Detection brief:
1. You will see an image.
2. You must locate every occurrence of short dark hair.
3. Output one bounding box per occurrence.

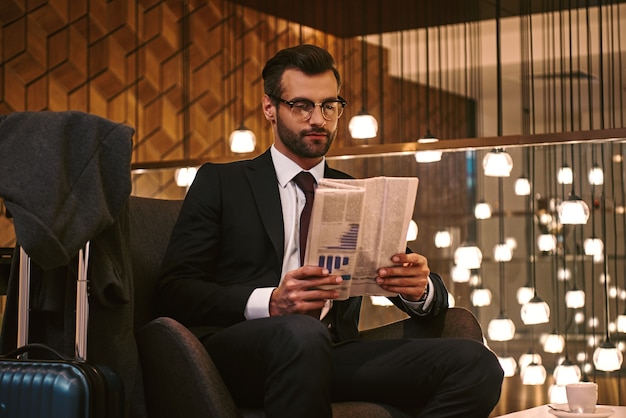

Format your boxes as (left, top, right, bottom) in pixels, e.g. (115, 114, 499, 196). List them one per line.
(262, 44, 341, 98)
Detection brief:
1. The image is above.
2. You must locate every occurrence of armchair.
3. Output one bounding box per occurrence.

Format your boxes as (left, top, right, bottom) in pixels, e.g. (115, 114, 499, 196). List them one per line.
(129, 196, 484, 418)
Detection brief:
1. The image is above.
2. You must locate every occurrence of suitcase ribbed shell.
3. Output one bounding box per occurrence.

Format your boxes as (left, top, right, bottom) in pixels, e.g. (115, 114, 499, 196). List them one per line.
(0, 360, 90, 418)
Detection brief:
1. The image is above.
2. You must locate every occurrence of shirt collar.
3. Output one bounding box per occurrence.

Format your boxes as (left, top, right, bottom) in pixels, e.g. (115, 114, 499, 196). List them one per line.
(270, 145, 325, 188)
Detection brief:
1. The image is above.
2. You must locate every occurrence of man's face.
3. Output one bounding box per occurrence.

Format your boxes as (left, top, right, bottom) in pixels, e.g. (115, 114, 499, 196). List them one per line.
(275, 107, 338, 159)
(267, 69, 341, 167)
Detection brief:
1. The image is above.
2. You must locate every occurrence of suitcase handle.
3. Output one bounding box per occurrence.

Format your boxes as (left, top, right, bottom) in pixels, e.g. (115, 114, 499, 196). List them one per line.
(2, 343, 70, 361)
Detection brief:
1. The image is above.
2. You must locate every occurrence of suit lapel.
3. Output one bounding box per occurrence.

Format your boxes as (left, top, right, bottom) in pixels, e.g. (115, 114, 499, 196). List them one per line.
(245, 150, 284, 264)
(241, 154, 351, 275)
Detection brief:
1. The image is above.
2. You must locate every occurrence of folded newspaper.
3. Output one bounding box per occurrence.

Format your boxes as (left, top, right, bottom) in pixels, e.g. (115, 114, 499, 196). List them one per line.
(303, 176, 419, 299)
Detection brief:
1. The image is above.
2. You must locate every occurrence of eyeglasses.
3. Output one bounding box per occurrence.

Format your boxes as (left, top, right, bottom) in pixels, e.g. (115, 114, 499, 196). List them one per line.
(268, 94, 347, 122)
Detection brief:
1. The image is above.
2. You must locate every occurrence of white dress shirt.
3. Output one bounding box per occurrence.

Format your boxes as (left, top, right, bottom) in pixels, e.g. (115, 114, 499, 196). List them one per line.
(244, 145, 433, 320)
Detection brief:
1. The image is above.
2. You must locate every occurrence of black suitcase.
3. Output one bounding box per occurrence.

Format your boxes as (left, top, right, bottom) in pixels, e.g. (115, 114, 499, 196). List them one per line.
(0, 245, 124, 418)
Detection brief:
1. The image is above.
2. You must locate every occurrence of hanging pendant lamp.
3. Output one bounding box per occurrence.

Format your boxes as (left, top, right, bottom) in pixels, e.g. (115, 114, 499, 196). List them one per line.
(592, 145, 623, 372)
(229, 125, 256, 153)
(450, 265, 471, 283)
(483, 148, 513, 177)
(588, 163, 604, 185)
(349, 36, 377, 140)
(521, 295, 550, 325)
(487, 314, 516, 341)
(174, 166, 198, 188)
(558, 192, 590, 224)
(593, 340, 623, 371)
(522, 362, 547, 385)
(434, 230, 452, 248)
(548, 384, 568, 404)
(553, 358, 581, 385)
(565, 287, 586, 309)
(515, 176, 531, 195)
(229, 6, 256, 154)
(415, 24, 441, 163)
(557, 164, 573, 185)
(471, 286, 492, 307)
(498, 355, 517, 377)
(454, 243, 483, 269)
(474, 200, 492, 220)
(542, 331, 564, 353)
(516, 282, 535, 305)
(406, 220, 418, 241)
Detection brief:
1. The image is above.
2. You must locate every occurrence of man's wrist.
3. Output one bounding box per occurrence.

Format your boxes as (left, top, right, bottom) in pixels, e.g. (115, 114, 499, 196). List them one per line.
(417, 282, 429, 302)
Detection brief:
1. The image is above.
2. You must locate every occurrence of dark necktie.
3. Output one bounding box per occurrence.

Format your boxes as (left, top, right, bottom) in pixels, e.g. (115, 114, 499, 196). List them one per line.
(293, 171, 316, 266)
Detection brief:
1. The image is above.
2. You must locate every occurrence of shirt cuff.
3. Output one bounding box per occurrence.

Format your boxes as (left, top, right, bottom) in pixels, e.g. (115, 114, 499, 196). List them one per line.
(244, 287, 275, 319)
(400, 276, 435, 315)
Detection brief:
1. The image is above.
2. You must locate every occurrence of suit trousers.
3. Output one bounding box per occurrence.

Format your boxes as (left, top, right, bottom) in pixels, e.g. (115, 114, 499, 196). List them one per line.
(203, 315, 503, 418)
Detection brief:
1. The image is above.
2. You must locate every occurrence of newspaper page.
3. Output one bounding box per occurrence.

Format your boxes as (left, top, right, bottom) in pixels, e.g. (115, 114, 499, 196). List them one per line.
(303, 179, 365, 299)
(303, 177, 419, 299)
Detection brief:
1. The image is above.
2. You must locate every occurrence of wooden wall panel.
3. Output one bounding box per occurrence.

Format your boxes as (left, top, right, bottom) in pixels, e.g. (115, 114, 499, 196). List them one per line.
(0, 0, 471, 246)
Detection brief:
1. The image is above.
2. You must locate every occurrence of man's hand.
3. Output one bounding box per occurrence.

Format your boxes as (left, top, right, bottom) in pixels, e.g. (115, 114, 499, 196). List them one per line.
(376, 253, 430, 302)
(269, 266, 342, 316)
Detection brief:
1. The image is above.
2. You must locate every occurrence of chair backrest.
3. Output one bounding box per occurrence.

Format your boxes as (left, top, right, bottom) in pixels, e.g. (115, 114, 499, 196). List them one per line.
(128, 196, 183, 329)
(129, 197, 243, 418)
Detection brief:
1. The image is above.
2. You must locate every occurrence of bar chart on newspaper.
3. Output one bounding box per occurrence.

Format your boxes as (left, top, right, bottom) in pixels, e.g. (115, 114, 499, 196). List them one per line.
(316, 223, 360, 294)
(304, 176, 419, 300)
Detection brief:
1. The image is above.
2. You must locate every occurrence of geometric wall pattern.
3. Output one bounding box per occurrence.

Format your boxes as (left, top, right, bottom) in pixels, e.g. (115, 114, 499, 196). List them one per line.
(0, 0, 471, 246)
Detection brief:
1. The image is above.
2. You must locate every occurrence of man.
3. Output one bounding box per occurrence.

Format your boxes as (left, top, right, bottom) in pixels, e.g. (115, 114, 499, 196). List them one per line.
(156, 44, 503, 417)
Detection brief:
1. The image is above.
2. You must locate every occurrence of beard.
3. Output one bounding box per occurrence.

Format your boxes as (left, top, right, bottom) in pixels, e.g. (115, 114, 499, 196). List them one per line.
(276, 113, 337, 158)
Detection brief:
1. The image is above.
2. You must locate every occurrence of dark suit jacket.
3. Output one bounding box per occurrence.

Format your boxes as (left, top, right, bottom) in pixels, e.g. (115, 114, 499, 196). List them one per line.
(155, 148, 448, 342)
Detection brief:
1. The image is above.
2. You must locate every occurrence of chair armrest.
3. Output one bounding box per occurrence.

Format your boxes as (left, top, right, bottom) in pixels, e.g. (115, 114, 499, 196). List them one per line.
(359, 307, 483, 342)
(136, 317, 240, 418)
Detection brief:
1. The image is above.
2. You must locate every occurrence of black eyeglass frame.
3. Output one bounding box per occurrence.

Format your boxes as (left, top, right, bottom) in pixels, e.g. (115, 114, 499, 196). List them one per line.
(267, 94, 348, 121)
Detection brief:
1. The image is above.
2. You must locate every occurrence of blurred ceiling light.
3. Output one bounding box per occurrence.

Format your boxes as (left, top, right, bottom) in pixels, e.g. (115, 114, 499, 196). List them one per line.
(487, 315, 516, 341)
(565, 288, 586, 309)
(474, 201, 492, 219)
(414, 132, 442, 163)
(574, 312, 585, 324)
(515, 176, 531, 195)
(448, 293, 456, 307)
(454, 244, 483, 269)
(516, 283, 535, 305)
(229, 125, 257, 153)
(505, 237, 517, 250)
(537, 233, 557, 252)
(599, 273, 611, 284)
(450, 265, 471, 283)
(557, 164, 573, 184)
(588, 164, 604, 185)
(498, 356, 517, 377)
(593, 340, 624, 371)
(557, 267, 571, 281)
(349, 110, 378, 139)
(175, 166, 198, 187)
(522, 363, 547, 385)
(519, 351, 542, 372)
(584, 238, 604, 257)
(553, 359, 581, 385)
(521, 296, 550, 325)
(617, 311, 626, 333)
(543, 332, 564, 353)
(414, 150, 443, 163)
(471, 287, 492, 307)
(493, 243, 513, 262)
(483, 148, 513, 177)
(558, 193, 590, 224)
(406, 220, 418, 241)
(549, 384, 568, 404)
(434, 230, 452, 248)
